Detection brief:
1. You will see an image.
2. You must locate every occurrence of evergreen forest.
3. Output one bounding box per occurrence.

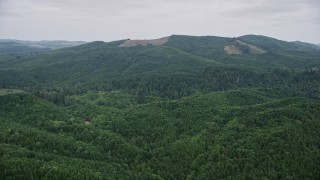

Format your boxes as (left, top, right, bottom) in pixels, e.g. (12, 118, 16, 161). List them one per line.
(0, 35, 320, 179)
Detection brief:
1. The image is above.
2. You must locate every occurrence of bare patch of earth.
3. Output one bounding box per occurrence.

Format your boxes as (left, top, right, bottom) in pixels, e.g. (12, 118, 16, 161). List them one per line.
(119, 37, 169, 47)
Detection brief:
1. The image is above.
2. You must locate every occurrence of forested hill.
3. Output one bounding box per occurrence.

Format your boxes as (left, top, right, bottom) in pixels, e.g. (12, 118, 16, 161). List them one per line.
(0, 34, 320, 179)
(0, 35, 319, 99)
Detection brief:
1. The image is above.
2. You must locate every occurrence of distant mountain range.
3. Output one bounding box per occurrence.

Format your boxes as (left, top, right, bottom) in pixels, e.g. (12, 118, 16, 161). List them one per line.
(1, 35, 319, 55)
(0, 39, 86, 55)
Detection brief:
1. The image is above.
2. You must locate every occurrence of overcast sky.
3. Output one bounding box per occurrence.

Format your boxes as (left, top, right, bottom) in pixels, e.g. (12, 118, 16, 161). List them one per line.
(0, 0, 319, 43)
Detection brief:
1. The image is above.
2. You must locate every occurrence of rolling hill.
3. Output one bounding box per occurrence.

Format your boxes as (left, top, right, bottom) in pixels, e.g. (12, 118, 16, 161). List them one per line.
(0, 35, 319, 99)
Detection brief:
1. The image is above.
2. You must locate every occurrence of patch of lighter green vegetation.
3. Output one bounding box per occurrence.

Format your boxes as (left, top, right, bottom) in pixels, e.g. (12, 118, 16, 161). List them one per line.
(0, 89, 25, 96)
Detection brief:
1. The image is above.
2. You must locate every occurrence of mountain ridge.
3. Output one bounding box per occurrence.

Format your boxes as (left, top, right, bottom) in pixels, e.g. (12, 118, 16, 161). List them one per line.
(1, 34, 318, 55)
(0, 34, 319, 100)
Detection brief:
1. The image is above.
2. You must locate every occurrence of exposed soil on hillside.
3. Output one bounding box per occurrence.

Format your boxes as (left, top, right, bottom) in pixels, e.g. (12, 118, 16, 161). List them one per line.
(225, 40, 266, 55)
(224, 45, 242, 55)
(119, 37, 169, 47)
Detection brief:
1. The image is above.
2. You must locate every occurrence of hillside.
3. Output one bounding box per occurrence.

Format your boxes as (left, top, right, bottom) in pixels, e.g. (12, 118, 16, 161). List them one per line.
(292, 41, 320, 50)
(0, 35, 319, 99)
(0, 34, 320, 179)
(224, 40, 266, 55)
(238, 35, 318, 52)
(118, 37, 169, 47)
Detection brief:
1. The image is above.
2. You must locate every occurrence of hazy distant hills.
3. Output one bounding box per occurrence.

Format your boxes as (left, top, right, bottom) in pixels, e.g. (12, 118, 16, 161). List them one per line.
(237, 35, 320, 51)
(292, 41, 320, 50)
(0, 39, 86, 55)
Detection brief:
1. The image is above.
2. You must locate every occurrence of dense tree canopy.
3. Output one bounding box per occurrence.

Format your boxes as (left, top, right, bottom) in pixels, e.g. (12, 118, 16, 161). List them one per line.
(0, 35, 319, 179)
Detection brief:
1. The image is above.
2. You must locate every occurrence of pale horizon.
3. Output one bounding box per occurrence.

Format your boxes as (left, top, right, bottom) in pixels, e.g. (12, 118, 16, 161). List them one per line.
(1, 0, 319, 44)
